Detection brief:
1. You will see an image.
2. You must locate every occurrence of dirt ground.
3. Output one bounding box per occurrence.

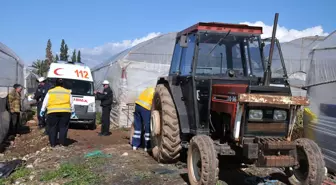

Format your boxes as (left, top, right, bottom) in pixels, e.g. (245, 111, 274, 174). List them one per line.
(0, 121, 336, 185)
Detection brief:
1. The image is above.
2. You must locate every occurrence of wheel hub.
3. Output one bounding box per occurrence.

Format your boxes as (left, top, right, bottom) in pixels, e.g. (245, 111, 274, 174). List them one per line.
(191, 147, 202, 182)
(150, 110, 161, 136)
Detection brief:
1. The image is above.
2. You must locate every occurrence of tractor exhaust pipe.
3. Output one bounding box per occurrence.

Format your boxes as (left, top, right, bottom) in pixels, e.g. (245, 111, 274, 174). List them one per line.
(263, 13, 279, 86)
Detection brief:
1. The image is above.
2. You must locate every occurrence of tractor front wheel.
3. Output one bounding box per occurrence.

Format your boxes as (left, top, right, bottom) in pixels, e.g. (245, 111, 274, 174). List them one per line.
(287, 138, 325, 185)
(151, 84, 181, 163)
(187, 135, 219, 185)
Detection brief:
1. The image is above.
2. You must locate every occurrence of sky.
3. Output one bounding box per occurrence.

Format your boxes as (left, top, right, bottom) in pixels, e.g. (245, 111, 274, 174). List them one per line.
(0, 0, 334, 67)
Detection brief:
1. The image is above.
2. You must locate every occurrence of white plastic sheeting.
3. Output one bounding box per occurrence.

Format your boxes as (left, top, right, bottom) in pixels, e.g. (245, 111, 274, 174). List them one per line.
(24, 68, 39, 94)
(280, 36, 325, 96)
(0, 94, 10, 144)
(0, 42, 24, 143)
(0, 42, 24, 95)
(92, 32, 177, 127)
(303, 31, 336, 173)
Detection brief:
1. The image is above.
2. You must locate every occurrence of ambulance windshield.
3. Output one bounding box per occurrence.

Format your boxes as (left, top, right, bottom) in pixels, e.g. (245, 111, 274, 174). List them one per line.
(48, 78, 94, 96)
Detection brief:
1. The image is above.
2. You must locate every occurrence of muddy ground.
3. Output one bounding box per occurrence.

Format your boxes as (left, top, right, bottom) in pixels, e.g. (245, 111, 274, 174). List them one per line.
(0, 120, 335, 185)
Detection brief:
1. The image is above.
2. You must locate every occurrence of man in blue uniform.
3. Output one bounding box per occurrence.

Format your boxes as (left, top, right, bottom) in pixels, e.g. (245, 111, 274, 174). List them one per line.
(34, 77, 51, 133)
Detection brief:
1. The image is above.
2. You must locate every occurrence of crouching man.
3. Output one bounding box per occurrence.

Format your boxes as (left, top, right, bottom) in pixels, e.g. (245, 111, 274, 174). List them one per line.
(132, 87, 155, 151)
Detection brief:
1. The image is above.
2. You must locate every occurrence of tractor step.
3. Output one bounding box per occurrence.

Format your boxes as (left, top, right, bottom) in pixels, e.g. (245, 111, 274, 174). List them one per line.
(214, 142, 235, 156)
(263, 141, 296, 150)
(257, 155, 297, 167)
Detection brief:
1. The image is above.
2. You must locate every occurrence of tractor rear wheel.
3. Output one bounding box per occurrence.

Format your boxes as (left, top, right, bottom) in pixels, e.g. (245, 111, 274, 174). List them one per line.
(187, 135, 219, 185)
(151, 84, 181, 163)
(287, 138, 325, 185)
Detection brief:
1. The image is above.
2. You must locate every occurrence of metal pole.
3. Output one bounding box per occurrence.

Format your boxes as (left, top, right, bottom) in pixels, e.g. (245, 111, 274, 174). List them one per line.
(16, 61, 18, 84)
(263, 13, 279, 86)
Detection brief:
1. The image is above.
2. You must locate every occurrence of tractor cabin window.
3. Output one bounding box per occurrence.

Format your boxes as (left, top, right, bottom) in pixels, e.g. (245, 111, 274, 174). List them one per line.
(179, 34, 196, 76)
(169, 40, 183, 75)
(245, 38, 264, 77)
(196, 32, 264, 77)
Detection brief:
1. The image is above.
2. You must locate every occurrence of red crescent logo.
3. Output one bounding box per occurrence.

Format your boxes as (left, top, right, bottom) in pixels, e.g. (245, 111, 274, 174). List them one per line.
(54, 68, 63, 76)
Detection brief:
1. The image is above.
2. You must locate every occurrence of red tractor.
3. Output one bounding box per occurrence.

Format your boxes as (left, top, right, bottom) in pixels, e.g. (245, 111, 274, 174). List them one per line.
(150, 13, 325, 185)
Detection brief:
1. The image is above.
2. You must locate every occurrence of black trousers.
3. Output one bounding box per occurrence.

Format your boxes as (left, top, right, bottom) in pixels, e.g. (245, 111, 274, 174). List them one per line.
(101, 106, 111, 134)
(46, 112, 71, 147)
(37, 102, 46, 127)
(9, 112, 20, 135)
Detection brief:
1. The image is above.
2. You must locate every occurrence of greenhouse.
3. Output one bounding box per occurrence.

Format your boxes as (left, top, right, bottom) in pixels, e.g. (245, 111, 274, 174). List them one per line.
(280, 36, 325, 96)
(0, 42, 25, 143)
(91, 32, 177, 127)
(303, 30, 336, 173)
(0, 42, 25, 94)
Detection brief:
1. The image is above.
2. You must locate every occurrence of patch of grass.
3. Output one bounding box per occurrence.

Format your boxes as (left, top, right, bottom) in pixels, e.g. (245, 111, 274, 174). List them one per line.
(96, 112, 102, 125)
(134, 171, 152, 180)
(292, 109, 304, 140)
(295, 109, 304, 128)
(40, 162, 100, 185)
(86, 156, 107, 167)
(0, 167, 31, 185)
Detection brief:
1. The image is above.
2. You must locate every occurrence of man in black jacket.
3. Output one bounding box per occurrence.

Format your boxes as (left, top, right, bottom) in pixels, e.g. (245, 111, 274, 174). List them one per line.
(34, 77, 51, 133)
(94, 80, 113, 136)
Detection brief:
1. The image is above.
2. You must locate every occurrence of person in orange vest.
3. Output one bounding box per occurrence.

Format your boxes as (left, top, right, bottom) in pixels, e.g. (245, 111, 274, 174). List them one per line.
(132, 87, 155, 151)
(40, 78, 75, 147)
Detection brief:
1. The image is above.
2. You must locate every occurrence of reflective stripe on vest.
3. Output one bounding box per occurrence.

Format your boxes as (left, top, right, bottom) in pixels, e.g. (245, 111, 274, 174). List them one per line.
(49, 91, 69, 94)
(136, 99, 151, 109)
(47, 108, 71, 112)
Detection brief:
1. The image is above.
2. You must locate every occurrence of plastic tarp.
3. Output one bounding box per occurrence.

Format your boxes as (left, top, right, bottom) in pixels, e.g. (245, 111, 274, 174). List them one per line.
(303, 31, 336, 173)
(0, 42, 24, 143)
(92, 32, 177, 127)
(24, 68, 39, 94)
(0, 42, 24, 94)
(0, 93, 10, 144)
(279, 36, 325, 96)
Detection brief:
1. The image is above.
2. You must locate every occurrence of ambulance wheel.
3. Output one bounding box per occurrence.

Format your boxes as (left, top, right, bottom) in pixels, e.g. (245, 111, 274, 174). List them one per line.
(151, 84, 181, 163)
(88, 120, 96, 130)
(187, 135, 219, 185)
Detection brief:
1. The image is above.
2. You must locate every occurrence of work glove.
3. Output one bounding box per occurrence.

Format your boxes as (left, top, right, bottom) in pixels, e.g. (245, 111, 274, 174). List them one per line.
(40, 110, 45, 117)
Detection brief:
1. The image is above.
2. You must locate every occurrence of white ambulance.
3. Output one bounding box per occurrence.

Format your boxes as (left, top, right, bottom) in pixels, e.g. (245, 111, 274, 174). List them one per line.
(47, 61, 96, 129)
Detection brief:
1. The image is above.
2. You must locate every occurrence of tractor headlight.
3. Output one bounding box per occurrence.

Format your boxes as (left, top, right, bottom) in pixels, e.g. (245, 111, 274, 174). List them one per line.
(249, 110, 263, 120)
(87, 102, 96, 113)
(273, 110, 287, 120)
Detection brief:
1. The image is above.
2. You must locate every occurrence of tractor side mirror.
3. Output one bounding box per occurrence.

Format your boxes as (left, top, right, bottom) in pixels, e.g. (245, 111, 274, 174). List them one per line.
(180, 35, 188, 48)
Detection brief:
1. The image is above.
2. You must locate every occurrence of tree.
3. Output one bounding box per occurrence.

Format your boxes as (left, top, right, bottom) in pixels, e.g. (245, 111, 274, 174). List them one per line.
(77, 50, 81, 63)
(64, 44, 69, 61)
(71, 49, 77, 63)
(31, 59, 48, 76)
(46, 39, 53, 66)
(60, 39, 69, 61)
(60, 39, 66, 61)
(55, 54, 59, 62)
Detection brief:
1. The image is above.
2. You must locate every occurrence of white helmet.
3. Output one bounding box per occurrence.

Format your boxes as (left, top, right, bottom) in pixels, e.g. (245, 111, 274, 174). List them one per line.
(38, 77, 46, 82)
(102, 80, 109, 85)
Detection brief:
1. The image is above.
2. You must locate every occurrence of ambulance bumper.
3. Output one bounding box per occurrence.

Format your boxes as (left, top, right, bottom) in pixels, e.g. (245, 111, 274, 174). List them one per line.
(70, 112, 96, 124)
